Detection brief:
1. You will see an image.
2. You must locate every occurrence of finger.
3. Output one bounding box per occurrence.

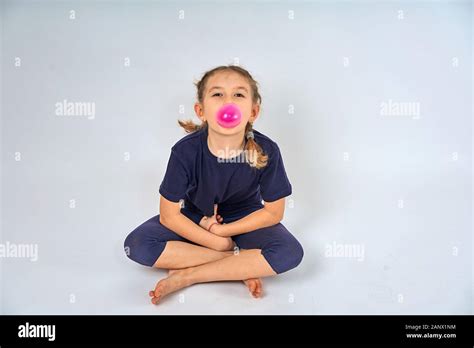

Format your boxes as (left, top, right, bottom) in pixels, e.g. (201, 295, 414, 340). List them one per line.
(149, 291, 154, 297)
(214, 204, 218, 216)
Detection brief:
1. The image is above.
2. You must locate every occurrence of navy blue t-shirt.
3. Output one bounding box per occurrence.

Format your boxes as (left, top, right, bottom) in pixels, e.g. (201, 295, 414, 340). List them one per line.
(159, 126, 292, 225)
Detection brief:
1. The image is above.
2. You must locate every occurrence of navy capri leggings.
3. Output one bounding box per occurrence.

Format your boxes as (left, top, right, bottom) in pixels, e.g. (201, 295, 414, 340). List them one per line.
(124, 214, 304, 274)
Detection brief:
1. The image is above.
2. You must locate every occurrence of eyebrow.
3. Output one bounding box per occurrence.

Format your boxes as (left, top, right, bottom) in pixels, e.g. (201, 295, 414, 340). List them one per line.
(208, 86, 249, 93)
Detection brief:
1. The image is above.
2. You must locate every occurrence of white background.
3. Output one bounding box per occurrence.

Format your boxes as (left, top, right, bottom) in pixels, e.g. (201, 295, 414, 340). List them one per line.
(1, 0, 472, 314)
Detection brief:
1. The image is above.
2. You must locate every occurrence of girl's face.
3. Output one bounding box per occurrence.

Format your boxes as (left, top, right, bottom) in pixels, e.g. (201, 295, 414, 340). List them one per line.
(194, 71, 260, 136)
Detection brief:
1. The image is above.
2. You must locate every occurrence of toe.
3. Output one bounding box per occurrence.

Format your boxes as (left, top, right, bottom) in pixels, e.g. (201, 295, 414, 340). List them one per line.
(151, 292, 162, 304)
(249, 281, 256, 293)
(254, 281, 262, 297)
(252, 287, 259, 297)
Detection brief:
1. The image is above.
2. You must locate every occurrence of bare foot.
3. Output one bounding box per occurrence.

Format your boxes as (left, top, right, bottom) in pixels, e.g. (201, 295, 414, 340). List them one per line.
(158, 270, 262, 301)
(243, 278, 263, 298)
(149, 270, 191, 305)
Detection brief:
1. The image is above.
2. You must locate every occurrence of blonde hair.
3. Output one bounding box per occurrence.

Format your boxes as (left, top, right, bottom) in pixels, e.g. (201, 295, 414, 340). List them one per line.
(178, 65, 268, 169)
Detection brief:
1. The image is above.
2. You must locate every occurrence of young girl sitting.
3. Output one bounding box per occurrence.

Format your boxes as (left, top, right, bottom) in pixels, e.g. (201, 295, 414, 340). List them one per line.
(124, 65, 304, 305)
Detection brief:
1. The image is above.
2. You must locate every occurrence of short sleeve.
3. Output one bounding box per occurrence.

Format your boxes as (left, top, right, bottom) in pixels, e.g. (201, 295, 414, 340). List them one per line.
(159, 149, 190, 202)
(258, 143, 292, 202)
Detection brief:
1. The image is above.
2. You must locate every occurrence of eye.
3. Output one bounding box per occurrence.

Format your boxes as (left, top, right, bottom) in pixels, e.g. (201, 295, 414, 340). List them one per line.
(235, 93, 245, 98)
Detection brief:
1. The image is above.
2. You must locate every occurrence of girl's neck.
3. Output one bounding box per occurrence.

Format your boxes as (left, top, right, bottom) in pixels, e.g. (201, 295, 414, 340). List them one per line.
(207, 126, 245, 159)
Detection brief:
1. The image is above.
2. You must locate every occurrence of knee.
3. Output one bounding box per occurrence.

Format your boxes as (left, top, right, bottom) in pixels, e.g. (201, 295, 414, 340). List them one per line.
(123, 228, 166, 267)
(262, 236, 304, 274)
(281, 238, 304, 273)
(123, 229, 143, 264)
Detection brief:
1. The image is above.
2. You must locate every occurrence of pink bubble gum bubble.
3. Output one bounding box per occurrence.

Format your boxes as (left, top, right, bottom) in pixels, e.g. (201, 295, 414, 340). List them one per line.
(216, 103, 242, 128)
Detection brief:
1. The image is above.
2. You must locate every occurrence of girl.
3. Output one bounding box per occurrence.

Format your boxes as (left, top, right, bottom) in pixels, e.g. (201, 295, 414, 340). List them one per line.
(124, 65, 304, 305)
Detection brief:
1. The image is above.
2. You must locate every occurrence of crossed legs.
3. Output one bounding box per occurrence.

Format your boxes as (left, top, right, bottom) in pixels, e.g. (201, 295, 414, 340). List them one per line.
(124, 214, 304, 304)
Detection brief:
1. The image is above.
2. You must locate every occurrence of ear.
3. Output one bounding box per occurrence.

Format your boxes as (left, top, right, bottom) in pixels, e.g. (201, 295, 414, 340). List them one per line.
(249, 103, 260, 123)
(194, 102, 205, 122)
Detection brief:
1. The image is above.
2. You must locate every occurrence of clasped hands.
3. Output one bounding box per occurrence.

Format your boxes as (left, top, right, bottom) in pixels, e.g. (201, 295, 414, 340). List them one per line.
(199, 204, 227, 237)
(199, 204, 236, 252)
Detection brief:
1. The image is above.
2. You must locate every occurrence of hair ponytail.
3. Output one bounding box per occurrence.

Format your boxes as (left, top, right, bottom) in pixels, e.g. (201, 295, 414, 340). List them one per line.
(177, 119, 207, 133)
(243, 122, 268, 169)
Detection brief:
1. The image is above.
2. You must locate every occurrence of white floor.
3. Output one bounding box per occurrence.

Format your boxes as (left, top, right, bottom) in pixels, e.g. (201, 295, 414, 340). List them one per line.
(2, 182, 471, 315)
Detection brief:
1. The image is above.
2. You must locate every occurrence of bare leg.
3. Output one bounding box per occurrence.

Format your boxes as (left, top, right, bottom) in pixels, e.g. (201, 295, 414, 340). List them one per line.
(150, 249, 275, 304)
(153, 241, 263, 298)
(153, 240, 234, 269)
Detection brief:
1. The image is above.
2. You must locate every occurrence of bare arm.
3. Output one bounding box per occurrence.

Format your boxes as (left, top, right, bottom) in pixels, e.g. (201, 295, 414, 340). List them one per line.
(159, 196, 234, 252)
(210, 197, 286, 237)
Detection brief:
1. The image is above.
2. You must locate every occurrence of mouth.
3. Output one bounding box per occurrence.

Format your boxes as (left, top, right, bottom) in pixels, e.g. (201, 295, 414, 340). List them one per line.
(216, 103, 242, 128)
